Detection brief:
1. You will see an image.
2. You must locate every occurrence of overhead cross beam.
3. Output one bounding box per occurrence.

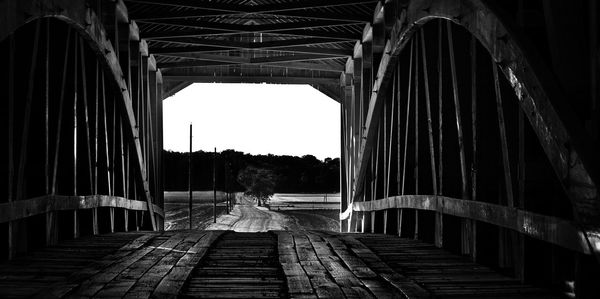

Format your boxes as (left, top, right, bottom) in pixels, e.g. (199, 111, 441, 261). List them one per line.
(147, 37, 349, 50)
(141, 28, 360, 40)
(139, 25, 362, 42)
(126, 0, 378, 14)
(158, 53, 345, 68)
(151, 44, 352, 57)
(126, 0, 367, 101)
(162, 75, 339, 85)
(137, 19, 362, 33)
(132, 10, 371, 23)
(156, 54, 344, 72)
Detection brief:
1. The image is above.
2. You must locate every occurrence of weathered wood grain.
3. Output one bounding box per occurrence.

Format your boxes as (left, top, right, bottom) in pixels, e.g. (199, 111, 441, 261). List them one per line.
(153, 231, 223, 298)
(181, 231, 287, 298)
(357, 234, 560, 298)
(1, 230, 562, 299)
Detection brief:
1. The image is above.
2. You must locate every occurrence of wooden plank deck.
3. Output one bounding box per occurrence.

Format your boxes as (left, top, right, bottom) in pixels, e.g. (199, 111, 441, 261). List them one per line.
(0, 232, 145, 298)
(0, 231, 560, 298)
(182, 232, 286, 298)
(356, 234, 560, 298)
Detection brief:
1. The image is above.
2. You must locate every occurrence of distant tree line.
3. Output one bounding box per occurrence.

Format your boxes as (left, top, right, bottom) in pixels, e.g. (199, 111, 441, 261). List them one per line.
(162, 149, 340, 193)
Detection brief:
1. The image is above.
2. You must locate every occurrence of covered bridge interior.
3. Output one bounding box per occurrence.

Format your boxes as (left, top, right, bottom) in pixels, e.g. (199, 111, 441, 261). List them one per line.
(1, 0, 600, 298)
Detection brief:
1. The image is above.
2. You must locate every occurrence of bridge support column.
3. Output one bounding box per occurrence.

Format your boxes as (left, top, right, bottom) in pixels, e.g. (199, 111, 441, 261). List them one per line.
(340, 71, 351, 233)
(46, 211, 58, 246)
(8, 220, 27, 260)
(362, 211, 371, 233)
(124, 210, 129, 232)
(370, 211, 376, 234)
(397, 209, 403, 237)
(135, 210, 140, 231)
(92, 208, 99, 235)
(358, 212, 364, 233)
(109, 207, 115, 233)
(73, 210, 80, 239)
(383, 210, 389, 234)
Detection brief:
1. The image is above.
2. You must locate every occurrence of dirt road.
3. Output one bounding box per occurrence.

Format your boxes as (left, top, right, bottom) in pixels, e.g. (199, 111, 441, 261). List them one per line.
(205, 197, 299, 232)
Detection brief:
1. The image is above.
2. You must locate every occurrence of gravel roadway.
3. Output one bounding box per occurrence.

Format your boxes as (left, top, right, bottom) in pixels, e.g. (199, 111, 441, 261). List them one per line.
(205, 196, 299, 232)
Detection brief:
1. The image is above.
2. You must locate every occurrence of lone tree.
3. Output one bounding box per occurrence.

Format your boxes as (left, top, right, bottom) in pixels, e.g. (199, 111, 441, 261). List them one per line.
(237, 166, 277, 207)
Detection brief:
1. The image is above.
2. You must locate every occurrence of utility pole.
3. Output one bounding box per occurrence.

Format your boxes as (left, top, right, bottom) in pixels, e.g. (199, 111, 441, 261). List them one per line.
(213, 147, 217, 223)
(225, 162, 229, 214)
(188, 123, 192, 230)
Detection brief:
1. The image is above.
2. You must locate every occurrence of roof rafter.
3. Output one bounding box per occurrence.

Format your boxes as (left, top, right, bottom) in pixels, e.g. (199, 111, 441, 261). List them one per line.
(137, 19, 362, 33)
(150, 40, 352, 56)
(141, 28, 359, 40)
(132, 10, 371, 23)
(158, 53, 345, 68)
(149, 37, 348, 50)
(158, 60, 343, 72)
(124, 0, 377, 89)
(126, 0, 377, 14)
(154, 47, 351, 57)
(162, 75, 339, 85)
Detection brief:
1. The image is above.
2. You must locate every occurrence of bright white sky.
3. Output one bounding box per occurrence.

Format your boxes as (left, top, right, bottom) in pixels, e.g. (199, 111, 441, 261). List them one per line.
(162, 83, 340, 160)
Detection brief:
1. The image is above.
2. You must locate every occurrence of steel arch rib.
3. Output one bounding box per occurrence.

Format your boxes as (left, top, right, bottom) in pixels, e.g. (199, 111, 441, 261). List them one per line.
(1, 0, 158, 230)
(353, 0, 599, 258)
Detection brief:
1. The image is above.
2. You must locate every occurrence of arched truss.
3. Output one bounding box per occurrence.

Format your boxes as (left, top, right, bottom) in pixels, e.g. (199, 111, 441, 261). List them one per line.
(1, 0, 164, 257)
(340, 0, 599, 263)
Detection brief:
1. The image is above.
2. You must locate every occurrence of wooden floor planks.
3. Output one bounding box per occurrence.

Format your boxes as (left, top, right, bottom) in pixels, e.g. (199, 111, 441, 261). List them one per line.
(0, 230, 562, 298)
(182, 231, 287, 298)
(356, 234, 561, 298)
(0, 232, 144, 299)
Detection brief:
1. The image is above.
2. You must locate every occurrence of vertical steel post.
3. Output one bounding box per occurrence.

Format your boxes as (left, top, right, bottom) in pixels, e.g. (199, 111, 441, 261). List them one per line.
(73, 36, 78, 196)
(470, 35, 478, 261)
(213, 147, 217, 223)
(414, 33, 420, 240)
(16, 20, 41, 202)
(447, 21, 471, 255)
(45, 19, 50, 195)
(8, 34, 15, 260)
(437, 20, 444, 196)
(401, 39, 414, 195)
(189, 123, 192, 230)
(590, 0, 598, 138)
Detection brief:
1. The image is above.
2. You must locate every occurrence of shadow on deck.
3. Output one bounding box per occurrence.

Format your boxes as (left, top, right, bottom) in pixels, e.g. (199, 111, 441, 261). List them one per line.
(0, 231, 559, 298)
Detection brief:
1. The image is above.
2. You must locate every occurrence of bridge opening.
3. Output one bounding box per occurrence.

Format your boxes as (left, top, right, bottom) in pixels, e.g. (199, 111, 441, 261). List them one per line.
(160, 82, 342, 231)
(163, 83, 340, 158)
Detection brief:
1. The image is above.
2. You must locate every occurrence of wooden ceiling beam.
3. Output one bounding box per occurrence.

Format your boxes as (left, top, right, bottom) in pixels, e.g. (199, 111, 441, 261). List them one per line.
(126, 0, 242, 13)
(150, 45, 225, 54)
(157, 60, 342, 72)
(148, 37, 347, 50)
(267, 11, 371, 23)
(158, 53, 344, 68)
(142, 28, 359, 40)
(133, 9, 371, 23)
(263, 62, 344, 72)
(154, 46, 351, 57)
(158, 53, 250, 64)
(126, 0, 377, 14)
(246, 0, 379, 14)
(162, 75, 339, 85)
(251, 54, 344, 64)
(136, 19, 362, 33)
(150, 40, 352, 56)
(269, 46, 352, 56)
